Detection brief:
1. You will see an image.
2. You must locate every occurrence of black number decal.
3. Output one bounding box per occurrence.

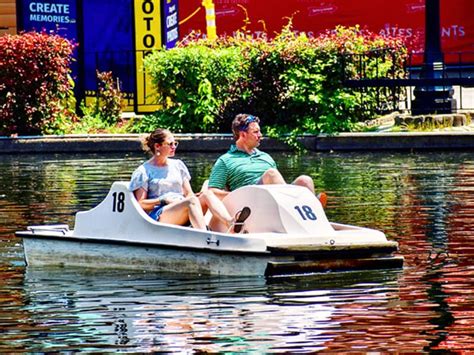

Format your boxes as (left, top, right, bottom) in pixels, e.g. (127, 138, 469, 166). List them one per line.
(294, 205, 317, 221)
(112, 192, 125, 212)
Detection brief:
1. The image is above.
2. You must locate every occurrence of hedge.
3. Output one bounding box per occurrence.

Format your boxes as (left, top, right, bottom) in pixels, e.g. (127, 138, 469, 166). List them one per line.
(0, 31, 76, 136)
(140, 25, 407, 138)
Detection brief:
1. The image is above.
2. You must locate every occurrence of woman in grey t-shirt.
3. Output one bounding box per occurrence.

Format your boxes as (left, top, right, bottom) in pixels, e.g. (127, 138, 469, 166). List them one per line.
(130, 128, 208, 229)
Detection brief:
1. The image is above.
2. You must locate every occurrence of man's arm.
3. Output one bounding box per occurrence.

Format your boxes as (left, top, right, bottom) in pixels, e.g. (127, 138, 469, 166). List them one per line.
(208, 157, 232, 200)
(208, 157, 229, 196)
(209, 187, 230, 200)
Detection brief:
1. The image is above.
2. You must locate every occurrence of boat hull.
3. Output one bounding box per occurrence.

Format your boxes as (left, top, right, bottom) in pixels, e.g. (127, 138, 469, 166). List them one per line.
(20, 234, 269, 276)
(19, 232, 403, 276)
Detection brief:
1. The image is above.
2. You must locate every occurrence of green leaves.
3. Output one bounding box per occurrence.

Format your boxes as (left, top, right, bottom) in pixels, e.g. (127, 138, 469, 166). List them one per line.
(142, 45, 246, 133)
(195, 79, 217, 128)
(77, 71, 125, 129)
(139, 24, 407, 139)
(0, 31, 76, 136)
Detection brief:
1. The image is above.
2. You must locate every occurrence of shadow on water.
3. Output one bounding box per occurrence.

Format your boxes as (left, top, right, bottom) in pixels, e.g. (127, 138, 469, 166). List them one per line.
(1, 151, 474, 351)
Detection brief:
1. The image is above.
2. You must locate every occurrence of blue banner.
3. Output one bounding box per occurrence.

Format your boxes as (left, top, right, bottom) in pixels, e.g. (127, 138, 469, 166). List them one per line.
(20, 0, 78, 41)
(82, 0, 134, 93)
(162, 0, 179, 49)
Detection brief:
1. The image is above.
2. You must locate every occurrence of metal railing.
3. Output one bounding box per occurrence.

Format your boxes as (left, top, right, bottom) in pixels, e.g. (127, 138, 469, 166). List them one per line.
(341, 51, 474, 113)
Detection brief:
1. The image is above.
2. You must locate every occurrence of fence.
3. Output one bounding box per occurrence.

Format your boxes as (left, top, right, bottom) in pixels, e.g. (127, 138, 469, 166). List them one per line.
(342, 50, 474, 114)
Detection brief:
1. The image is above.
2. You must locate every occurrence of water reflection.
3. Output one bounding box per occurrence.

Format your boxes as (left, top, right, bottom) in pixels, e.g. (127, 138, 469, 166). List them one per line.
(1, 151, 474, 351)
(13, 267, 400, 353)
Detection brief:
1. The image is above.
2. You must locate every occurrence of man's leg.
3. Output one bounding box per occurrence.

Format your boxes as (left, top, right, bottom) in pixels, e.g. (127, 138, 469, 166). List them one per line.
(261, 170, 326, 208)
(291, 175, 315, 194)
(259, 168, 286, 184)
(291, 175, 327, 207)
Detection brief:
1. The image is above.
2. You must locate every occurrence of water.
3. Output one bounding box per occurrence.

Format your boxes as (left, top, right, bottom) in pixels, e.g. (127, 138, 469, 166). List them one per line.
(1, 151, 474, 352)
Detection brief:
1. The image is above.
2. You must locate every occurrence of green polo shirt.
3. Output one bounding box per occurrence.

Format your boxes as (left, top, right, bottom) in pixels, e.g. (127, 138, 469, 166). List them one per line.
(208, 145, 277, 191)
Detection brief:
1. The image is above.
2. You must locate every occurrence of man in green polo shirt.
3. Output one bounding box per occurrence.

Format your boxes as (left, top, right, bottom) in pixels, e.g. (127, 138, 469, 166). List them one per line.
(208, 113, 326, 207)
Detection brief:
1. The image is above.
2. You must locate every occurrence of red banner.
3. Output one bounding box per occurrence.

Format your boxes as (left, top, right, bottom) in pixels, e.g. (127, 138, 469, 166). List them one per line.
(179, 0, 474, 64)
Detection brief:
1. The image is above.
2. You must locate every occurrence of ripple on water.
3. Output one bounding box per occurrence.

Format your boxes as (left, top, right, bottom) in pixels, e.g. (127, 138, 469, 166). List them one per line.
(1, 152, 474, 352)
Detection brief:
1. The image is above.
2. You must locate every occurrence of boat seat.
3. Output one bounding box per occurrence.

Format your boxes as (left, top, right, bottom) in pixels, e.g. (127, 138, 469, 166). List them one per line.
(219, 185, 334, 235)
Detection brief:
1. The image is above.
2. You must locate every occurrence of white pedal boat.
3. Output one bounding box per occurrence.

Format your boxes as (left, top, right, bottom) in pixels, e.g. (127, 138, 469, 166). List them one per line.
(16, 182, 403, 276)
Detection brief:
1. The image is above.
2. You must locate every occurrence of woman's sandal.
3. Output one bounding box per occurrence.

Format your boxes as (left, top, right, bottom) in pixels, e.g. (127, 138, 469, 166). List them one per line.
(228, 206, 251, 233)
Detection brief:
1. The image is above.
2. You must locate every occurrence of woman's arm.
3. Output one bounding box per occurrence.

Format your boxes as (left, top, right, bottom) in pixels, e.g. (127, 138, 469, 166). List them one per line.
(133, 187, 163, 212)
(182, 179, 194, 197)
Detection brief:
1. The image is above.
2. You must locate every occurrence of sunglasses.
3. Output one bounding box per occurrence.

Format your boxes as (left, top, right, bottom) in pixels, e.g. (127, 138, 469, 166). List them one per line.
(162, 141, 179, 147)
(239, 115, 257, 131)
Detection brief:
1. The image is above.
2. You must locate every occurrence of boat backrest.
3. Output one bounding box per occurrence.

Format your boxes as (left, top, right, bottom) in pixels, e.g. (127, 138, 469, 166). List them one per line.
(72, 181, 270, 252)
(73, 181, 152, 239)
(222, 185, 334, 234)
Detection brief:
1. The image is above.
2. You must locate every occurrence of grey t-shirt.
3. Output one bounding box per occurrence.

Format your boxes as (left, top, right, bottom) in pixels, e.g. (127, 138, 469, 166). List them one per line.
(129, 158, 191, 201)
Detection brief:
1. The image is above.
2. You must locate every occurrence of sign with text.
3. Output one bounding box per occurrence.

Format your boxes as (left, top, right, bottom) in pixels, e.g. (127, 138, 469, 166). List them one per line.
(18, 0, 181, 113)
(179, 0, 474, 64)
(162, 0, 179, 49)
(18, 0, 78, 41)
(134, 0, 162, 112)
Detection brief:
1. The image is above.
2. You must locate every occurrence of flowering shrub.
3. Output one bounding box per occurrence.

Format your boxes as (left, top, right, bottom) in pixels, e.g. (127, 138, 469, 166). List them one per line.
(141, 24, 408, 136)
(0, 31, 76, 136)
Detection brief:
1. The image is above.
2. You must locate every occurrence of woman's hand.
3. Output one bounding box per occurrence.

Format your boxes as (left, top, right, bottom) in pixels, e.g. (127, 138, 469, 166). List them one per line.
(134, 188, 165, 212)
(163, 195, 186, 205)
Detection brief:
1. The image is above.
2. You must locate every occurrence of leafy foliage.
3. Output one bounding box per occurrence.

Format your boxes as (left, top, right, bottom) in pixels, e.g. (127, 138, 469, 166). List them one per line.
(60, 71, 127, 134)
(82, 71, 125, 125)
(0, 26, 407, 140)
(141, 24, 408, 138)
(0, 31, 76, 136)
(141, 44, 247, 133)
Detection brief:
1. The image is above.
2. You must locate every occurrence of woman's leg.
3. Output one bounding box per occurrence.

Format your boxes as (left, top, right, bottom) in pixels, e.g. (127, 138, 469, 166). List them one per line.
(197, 179, 210, 214)
(159, 196, 207, 230)
(199, 190, 233, 232)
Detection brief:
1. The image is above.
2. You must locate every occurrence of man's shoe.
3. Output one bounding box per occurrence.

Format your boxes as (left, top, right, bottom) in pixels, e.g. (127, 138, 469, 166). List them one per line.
(317, 192, 327, 208)
(229, 206, 252, 233)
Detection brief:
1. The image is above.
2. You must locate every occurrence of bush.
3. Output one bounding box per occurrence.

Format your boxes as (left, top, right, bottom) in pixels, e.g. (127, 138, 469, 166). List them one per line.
(82, 71, 125, 125)
(141, 25, 407, 137)
(53, 70, 128, 134)
(0, 31, 76, 136)
(141, 44, 247, 133)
